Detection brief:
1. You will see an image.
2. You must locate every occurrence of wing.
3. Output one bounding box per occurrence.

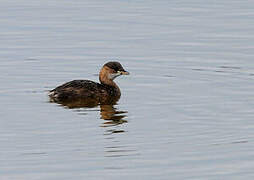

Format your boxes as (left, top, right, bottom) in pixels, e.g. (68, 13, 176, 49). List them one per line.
(49, 80, 102, 101)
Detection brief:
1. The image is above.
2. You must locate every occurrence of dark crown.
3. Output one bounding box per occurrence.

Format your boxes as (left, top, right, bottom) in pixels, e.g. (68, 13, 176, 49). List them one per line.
(104, 61, 125, 72)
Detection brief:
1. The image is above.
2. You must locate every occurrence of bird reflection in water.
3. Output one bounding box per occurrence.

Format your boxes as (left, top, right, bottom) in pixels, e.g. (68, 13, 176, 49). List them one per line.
(100, 105, 127, 128)
(51, 97, 128, 132)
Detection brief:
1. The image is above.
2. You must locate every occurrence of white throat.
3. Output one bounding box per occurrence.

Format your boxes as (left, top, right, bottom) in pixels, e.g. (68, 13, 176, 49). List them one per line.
(108, 72, 121, 80)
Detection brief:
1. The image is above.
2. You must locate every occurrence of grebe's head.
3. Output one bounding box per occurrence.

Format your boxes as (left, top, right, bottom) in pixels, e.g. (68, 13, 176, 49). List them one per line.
(99, 61, 129, 84)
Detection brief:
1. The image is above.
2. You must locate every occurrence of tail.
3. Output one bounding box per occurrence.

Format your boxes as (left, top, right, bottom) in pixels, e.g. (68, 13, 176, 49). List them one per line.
(48, 90, 59, 101)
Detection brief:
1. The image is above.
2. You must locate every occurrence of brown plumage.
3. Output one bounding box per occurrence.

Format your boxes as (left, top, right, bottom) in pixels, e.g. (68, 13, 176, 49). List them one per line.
(48, 61, 129, 107)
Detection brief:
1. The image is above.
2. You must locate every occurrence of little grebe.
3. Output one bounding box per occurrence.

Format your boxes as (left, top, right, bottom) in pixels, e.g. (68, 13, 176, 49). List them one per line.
(49, 61, 129, 105)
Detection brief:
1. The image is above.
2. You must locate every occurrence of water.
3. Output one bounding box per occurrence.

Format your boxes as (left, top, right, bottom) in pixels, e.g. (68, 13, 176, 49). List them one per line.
(1, 0, 254, 179)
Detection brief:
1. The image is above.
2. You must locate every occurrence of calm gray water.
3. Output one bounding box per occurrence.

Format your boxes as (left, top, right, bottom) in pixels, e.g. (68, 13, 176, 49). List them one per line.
(1, 0, 254, 179)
